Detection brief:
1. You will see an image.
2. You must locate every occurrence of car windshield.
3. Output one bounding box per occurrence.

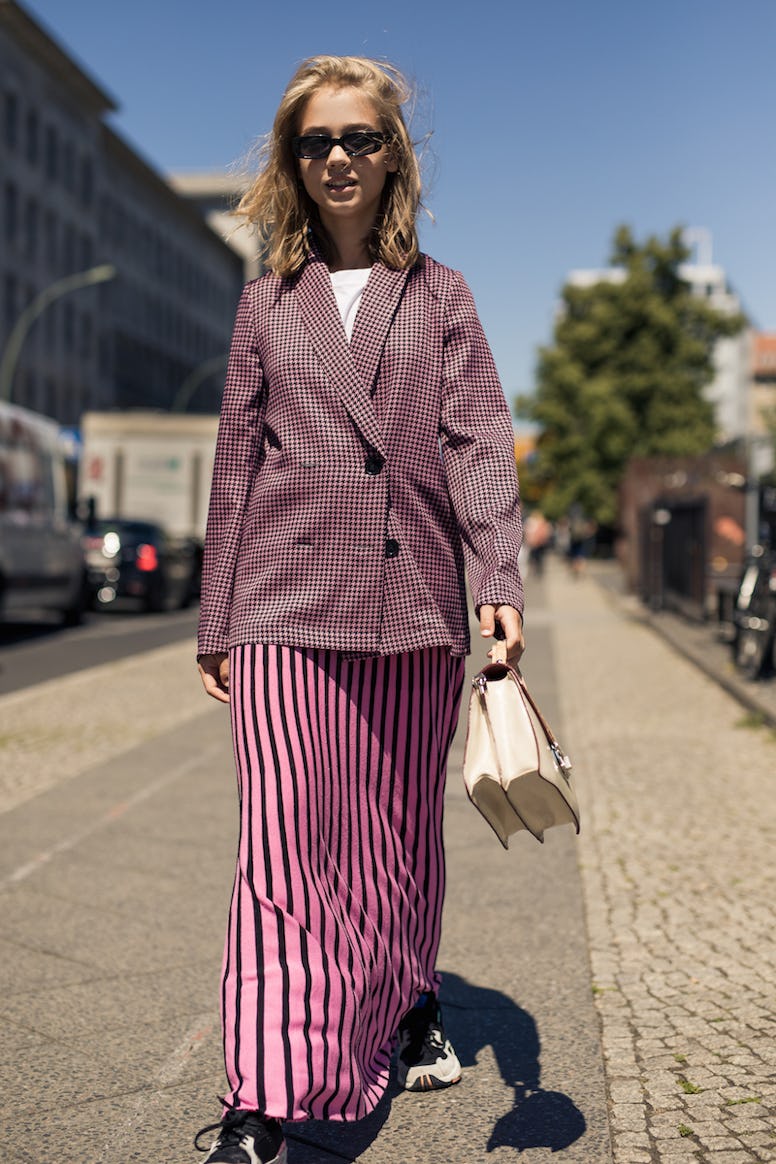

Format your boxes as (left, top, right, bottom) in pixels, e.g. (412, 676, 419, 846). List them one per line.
(88, 521, 158, 541)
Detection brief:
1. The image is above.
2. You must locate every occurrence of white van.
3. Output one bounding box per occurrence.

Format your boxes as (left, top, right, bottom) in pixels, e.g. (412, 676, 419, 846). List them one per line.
(0, 401, 86, 624)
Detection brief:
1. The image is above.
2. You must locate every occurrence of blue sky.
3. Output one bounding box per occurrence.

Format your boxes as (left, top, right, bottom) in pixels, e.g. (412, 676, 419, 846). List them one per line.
(24, 0, 776, 407)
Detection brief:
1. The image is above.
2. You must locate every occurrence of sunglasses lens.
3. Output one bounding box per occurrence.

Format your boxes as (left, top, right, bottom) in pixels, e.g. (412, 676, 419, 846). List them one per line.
(293, 135, 330, 159)
(341, 132, 383, 156)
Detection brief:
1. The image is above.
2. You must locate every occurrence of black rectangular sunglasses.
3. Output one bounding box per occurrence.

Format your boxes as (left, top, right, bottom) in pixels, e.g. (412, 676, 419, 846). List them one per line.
(291, 131, 388, 159)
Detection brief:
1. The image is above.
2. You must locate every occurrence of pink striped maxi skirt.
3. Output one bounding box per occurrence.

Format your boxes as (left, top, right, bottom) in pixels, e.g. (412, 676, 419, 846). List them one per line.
(222, 643, 465, 1121)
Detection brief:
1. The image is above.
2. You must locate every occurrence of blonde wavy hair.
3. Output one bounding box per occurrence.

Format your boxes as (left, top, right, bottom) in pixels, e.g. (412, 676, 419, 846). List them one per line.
(236, 56, 423, 277)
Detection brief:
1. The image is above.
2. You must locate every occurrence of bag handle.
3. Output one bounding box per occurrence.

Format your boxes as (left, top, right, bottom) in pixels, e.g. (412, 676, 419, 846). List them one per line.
(513, 668, 572, 771)
(491, 639, 508, 665)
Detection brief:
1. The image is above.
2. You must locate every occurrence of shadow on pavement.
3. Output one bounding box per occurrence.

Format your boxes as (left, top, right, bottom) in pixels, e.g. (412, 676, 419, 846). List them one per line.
(285, 1085, 396, 1162)
(444, 972, 586, 1155)
(283, 971, 586, 1160)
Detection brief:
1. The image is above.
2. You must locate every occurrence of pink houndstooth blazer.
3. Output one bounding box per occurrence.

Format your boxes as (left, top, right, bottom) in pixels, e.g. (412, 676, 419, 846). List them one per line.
(197, 249, 523, 658)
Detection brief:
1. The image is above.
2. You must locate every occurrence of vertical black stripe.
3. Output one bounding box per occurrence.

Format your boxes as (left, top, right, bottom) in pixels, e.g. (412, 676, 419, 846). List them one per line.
(265, 646, 294, 1110)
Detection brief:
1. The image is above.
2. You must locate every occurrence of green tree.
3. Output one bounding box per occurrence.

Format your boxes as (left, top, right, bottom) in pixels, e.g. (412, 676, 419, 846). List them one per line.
(517, 226, 745, 527)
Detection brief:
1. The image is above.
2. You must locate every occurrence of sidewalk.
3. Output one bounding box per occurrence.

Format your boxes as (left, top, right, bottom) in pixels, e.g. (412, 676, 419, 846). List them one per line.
(1, 561, 774, 1162)
(0, 577, 610, 1164)
(550, 560, 776, 1163)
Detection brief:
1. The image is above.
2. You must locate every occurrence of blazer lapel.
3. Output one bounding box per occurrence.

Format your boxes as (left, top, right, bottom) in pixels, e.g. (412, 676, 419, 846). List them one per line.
(349, 263, 410, 396)
(294, 253, 387, 457)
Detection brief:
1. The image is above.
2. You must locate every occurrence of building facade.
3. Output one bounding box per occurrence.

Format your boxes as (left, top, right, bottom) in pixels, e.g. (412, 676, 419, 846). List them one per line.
(0, 0, 244, 424)
(750, 332, 776, 435)
(168, 172, 264, 282)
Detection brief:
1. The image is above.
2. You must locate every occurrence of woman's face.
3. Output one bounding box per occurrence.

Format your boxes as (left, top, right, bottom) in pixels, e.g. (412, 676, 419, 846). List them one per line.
(296, 86, 397, 243)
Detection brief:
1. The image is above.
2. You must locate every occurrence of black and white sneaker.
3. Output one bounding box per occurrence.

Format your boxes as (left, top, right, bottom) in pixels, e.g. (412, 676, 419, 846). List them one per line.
(396, 992, 462, 1092)
(194, 1105, 287, 1163)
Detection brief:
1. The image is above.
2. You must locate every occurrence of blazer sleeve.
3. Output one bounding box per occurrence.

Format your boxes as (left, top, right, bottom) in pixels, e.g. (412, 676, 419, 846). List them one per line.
(197, 283, 266, 656)
(439, 270, 524, 616)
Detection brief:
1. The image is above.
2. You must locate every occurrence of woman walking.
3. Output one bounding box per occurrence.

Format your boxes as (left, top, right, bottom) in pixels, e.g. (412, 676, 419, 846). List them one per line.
(195, 55, 524, 1164)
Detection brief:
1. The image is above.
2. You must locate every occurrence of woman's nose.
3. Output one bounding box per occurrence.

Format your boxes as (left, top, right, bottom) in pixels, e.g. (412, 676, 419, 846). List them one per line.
(327, 143, 350, 166)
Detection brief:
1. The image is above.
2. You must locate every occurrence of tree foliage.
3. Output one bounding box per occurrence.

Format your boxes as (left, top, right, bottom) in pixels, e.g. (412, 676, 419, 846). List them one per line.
(517, 226, 745, 527)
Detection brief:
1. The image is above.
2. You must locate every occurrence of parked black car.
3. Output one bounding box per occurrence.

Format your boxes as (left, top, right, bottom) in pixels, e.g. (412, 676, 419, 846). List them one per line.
(732, 544, 776, 679)
(83, 519, 198, 613)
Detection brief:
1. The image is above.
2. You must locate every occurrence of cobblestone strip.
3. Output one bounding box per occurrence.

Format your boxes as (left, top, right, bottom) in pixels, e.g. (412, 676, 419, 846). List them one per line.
(0, 639, 205, 814)
(546, 563, 776, 1163)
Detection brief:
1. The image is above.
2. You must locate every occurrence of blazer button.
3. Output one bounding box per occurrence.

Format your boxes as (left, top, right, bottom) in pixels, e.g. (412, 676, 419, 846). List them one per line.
(364, 453, 384, 476)
(385, 538, 400, 558)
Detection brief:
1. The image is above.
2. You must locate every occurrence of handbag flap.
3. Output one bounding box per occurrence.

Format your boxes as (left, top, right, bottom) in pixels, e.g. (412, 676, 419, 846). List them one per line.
(463, 659, 580, 846)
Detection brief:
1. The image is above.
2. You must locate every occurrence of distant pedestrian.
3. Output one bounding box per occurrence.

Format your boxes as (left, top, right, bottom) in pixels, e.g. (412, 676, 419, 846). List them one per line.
(567, 509, 596, 577)
(195, 55, 524, 1164)
(524, 509, 552, 576)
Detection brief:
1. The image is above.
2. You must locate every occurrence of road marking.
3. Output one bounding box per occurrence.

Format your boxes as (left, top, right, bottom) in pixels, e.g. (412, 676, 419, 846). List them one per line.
(0, 746, 220, 891)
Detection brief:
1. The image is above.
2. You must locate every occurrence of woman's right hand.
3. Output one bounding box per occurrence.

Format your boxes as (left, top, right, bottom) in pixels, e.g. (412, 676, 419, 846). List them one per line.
(198, 652, 230, 703)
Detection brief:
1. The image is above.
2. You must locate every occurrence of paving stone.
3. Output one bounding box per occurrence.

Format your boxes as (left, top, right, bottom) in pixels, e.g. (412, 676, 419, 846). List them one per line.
(612, 1101, 648, 1121)
(703, 1153, 762, 1163)
(616, 1131, 651, 1149)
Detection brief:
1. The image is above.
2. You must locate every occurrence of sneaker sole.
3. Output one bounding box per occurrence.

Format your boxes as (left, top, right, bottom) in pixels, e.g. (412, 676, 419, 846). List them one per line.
(398, 1049, 463, 1092)
(402, 1069, 462, 1092)
(204, 1137, 287, 1163)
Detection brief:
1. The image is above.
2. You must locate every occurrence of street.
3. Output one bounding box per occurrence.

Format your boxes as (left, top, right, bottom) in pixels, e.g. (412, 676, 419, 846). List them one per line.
(0, 561, 774, 1162)
(0, 605, 200, 696)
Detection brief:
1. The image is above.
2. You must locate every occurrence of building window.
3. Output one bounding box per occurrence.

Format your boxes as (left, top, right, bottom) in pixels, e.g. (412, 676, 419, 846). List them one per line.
(44, 209, 58, 269)
(63, 140, 75, 192)
(4, 181, 18, 245)
(98, 331, 112, 377)
(63, 222, 76, 273)
(114, 201, 126, 248)
(4, 272, 17, 330)
(63, 378, 78, 423)
(24, 197, 38, 260)
(63, 301, 75, 353)
(99, 193, 111, 241)
(44, 300, 57, 347)
(25, 108, 39, 165)
(80, 155, 93, 207)
(24, 369, 37, 410)
(79, 312, 92, 358)
(80, 233, 93, 269)
(44, 124, 59, 180)
(4, 91, 18, 150)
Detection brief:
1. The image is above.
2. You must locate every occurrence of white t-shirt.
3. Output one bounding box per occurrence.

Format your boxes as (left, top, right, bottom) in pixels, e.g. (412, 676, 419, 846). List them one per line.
(330, 268, 371, 341)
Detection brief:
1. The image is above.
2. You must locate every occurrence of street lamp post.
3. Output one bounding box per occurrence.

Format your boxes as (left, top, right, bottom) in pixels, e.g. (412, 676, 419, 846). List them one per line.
(171, 353, 228, 412)
(0, 263, 117, 404)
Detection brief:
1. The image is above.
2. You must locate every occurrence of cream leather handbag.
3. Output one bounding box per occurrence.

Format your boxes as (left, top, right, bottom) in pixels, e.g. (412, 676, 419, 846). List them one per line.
(462, 643, 580, 848)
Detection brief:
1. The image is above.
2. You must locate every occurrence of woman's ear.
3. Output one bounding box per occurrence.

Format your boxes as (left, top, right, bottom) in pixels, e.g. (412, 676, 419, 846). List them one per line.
(384, 150, 399, 173)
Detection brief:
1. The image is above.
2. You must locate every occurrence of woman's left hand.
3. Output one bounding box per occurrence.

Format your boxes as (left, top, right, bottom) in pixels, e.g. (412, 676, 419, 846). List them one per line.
(479, 603, 525, 664)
